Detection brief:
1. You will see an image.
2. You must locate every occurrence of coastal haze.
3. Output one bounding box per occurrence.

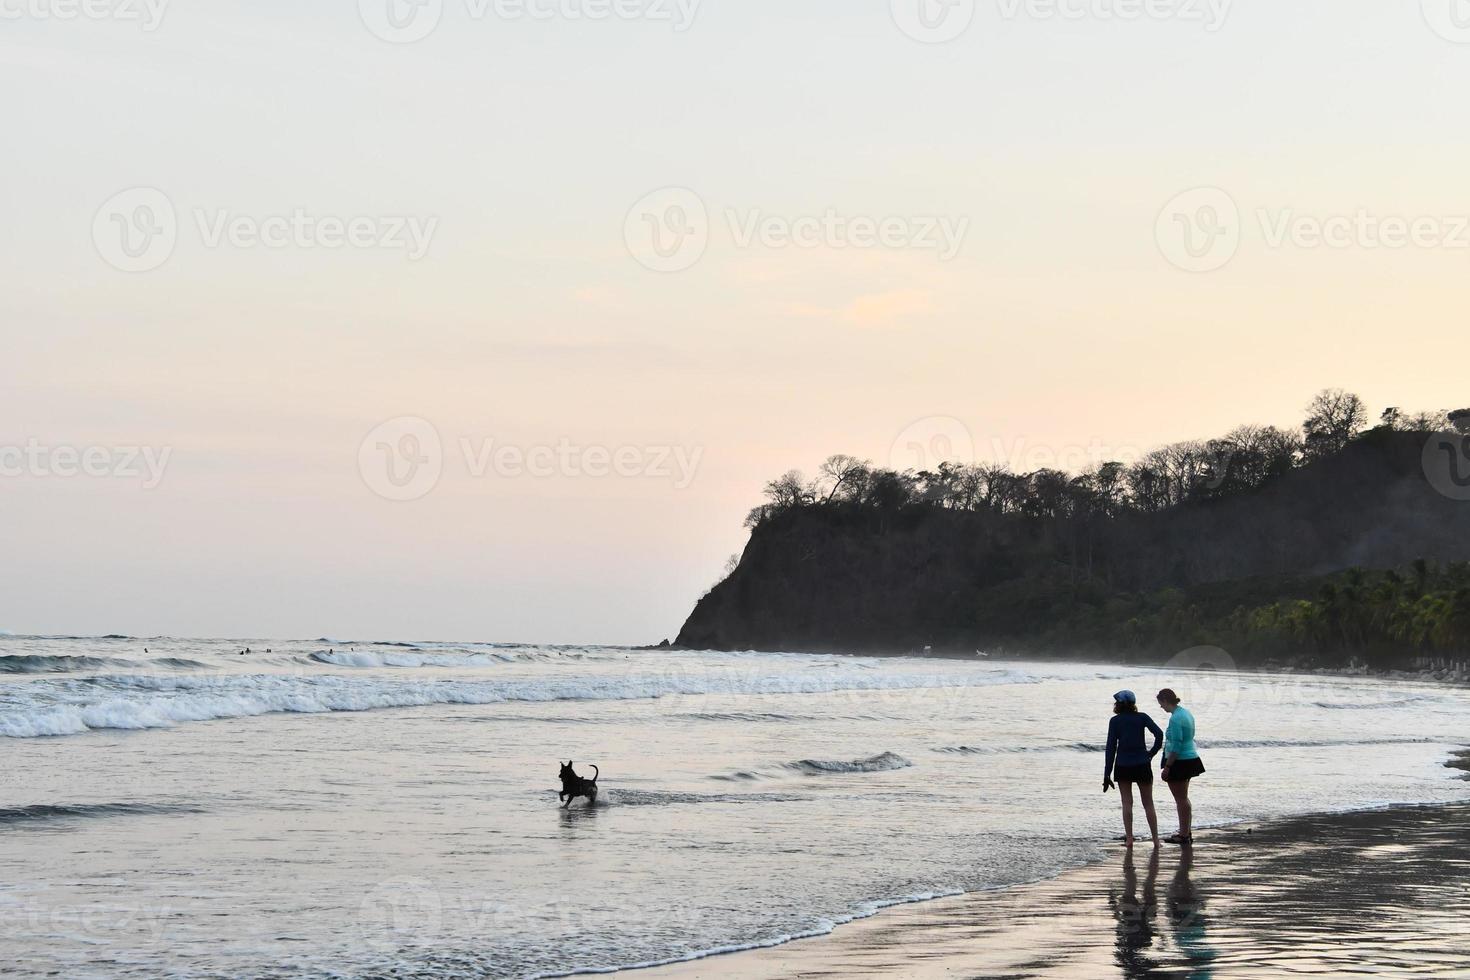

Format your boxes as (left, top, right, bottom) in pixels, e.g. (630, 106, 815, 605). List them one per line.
(4, 1, 1470, 641)
(3, 636, 1469, 977)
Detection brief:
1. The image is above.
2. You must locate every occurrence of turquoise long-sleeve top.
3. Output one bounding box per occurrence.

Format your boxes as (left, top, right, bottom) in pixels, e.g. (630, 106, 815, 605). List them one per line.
(1163, 705, 1199, 761)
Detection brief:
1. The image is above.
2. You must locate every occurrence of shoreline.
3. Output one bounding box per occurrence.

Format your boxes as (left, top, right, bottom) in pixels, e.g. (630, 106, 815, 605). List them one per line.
(663, 644, 1470, 687)
(614, 793, 1470, 979)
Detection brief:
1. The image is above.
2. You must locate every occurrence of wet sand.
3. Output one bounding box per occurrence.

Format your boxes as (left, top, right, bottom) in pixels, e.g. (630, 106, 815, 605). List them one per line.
(633, 796, 1470, 979)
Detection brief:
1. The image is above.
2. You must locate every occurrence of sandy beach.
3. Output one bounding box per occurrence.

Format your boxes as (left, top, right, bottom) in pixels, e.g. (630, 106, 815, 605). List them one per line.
(633, 795, 1470, 979)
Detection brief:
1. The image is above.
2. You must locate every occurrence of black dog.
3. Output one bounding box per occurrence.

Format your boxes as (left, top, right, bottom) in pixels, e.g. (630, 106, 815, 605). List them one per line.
(558, 760, 599, 808)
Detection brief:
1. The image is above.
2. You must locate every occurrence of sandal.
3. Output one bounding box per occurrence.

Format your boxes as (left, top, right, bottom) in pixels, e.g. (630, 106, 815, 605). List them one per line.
(1164, 834, 1193, 846)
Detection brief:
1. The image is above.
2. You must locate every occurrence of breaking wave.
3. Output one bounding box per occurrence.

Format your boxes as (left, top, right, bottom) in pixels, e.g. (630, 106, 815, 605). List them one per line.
(0, 802, 205, 824)
(0, 654, 210, 674)
(0, 666, 1034, 739)
(1, 655, 118, 674)
(785, 752, 912, 774)
(309, 649, 560, 669)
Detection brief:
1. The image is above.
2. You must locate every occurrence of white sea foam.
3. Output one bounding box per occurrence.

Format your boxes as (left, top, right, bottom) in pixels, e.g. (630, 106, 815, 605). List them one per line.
(786, 752, 913, 774)
(310, 649, 553, 669)
(3, 639, 1468, 980)
(0, 665, 1039, 738)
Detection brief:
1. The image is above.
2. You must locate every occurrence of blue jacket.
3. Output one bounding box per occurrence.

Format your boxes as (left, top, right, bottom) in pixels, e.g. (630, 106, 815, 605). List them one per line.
(1105, 711, 1163, 778)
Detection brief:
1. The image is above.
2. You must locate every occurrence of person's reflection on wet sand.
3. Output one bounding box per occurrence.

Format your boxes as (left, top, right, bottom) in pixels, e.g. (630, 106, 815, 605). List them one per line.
(1165, 846, 1217, 974)
(1110, 847, 1160, 975)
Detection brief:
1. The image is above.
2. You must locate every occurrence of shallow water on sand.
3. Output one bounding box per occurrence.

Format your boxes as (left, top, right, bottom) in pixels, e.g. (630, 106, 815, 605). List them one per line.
(2, 636, 1467, 977)
(639, 804, 1470, 979)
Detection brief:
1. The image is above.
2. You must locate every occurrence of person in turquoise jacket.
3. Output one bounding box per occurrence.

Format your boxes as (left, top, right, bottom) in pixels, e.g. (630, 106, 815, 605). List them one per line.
(1157, 687, 1206, 845)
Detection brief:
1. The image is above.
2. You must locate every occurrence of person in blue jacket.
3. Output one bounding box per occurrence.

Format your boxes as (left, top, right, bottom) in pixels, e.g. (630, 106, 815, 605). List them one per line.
(1103, 689, 1164, 848)
(1157, 687, 1206, 846)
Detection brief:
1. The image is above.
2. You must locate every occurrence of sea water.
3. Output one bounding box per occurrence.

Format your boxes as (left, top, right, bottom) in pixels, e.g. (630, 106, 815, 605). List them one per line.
(2, 635, 1467, 977)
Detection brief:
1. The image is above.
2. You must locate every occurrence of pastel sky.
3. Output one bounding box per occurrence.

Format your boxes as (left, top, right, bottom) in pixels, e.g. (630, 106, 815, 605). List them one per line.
(2, 0, 1467, 642)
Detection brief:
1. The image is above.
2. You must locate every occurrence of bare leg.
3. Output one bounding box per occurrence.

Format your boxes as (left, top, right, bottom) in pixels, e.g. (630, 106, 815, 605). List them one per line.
(1119, 780, 1135, 847)
(1138, 782, 1160, 845)
(1168, 778, 1192, 840)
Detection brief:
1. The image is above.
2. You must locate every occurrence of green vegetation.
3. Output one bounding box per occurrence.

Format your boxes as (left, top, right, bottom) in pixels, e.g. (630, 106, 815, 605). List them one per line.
(1021, 562, 1470, 667)
(678, 390, 1470, 667)
(746, 389, 1463, 529)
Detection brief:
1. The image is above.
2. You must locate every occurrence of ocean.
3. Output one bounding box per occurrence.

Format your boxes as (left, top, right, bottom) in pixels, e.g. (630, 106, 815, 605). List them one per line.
(2, 635, 1467, 978)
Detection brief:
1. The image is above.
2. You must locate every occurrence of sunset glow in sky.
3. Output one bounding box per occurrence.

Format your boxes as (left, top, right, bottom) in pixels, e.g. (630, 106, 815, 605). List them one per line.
(3, 0, 1467, 641)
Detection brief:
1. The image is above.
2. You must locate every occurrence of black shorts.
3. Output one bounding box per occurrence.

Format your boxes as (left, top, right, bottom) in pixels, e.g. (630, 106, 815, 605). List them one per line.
(1164, 757, 1205, 782)
(1114, 762, 1153, 785)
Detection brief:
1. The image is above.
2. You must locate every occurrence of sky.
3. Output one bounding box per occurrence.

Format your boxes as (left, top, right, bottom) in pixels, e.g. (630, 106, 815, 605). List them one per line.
(2, 0, 1468, 642)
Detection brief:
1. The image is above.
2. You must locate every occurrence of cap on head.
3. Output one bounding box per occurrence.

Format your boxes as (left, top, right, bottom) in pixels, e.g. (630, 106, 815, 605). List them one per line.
(1113, 690, 1136, 704)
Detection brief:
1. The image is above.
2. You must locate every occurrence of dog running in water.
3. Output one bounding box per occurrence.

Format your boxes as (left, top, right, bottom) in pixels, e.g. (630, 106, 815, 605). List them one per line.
(558, 761, 599, 808)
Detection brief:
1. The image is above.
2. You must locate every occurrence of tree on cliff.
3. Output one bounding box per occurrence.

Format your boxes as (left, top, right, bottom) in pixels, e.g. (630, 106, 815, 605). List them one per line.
(1303, 388, 1367, 459)
(686, 390, 1470, 661)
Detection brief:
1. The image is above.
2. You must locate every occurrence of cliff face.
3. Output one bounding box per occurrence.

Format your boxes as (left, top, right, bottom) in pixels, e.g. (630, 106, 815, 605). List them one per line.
(675, 432, 1470, 657)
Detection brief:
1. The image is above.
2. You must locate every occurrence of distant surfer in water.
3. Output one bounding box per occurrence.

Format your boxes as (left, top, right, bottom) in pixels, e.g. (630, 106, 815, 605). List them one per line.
(1157, 688, 1205, 846)
(1104, 689, 1164, 848)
